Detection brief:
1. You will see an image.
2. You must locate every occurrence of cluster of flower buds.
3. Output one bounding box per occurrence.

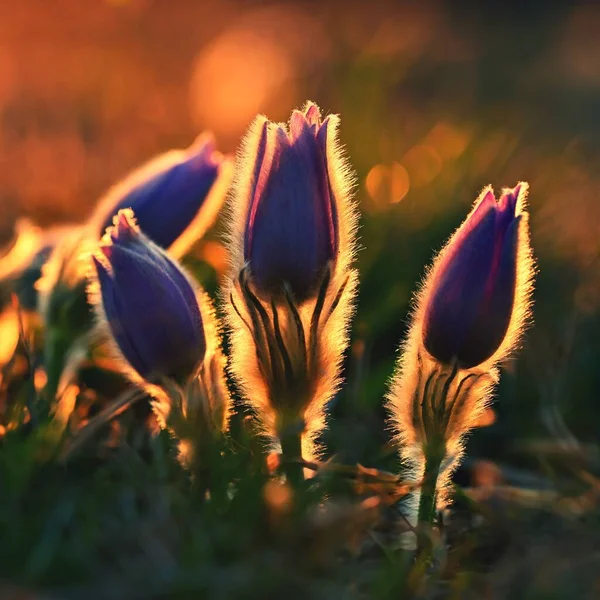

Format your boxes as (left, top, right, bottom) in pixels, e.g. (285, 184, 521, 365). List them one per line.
(4, 97, 536, 526)
(36, 134, 233, 400)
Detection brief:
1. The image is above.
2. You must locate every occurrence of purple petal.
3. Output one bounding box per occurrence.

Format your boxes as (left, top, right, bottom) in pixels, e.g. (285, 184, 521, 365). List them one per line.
(101, 141, 222, 249)
(303, 102, 321, 126)
(243, 104, 339, 300)
(316, 118, 339, 258)
(422, 185, 523, 368)
(95, 220, 206, 383)
(423, 207, 498, 365)
(456, 216, 520, 367)
(245, 119, 336, 299)
(245, 120, 272, 257)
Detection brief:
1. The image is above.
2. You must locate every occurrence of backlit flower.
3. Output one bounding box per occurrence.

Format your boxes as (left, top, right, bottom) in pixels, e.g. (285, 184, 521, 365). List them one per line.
(89, 209, 231, 443)
(91, 210, 206, 384)
(386, 183, 535, 527)
(226, 102, 359, 463)
(242, 104, 338, 300)
(90, 133, 232, 257)
(422, 184, 528, 368)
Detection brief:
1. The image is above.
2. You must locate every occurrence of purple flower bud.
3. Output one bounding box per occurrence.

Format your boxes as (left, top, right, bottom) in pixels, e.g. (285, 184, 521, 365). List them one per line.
(244, 102, 338, 300)
(92, 210, 206, 384)
(93, 135, 226, 250)
(422, 184, 527, 369)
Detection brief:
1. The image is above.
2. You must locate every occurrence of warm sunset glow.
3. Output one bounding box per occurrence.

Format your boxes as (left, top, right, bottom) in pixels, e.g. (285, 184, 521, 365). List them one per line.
(190, 30, 294, 138)
(0, 3, 594, 593)
(266, 451, 281, 474)
(0, 45, 16, 112)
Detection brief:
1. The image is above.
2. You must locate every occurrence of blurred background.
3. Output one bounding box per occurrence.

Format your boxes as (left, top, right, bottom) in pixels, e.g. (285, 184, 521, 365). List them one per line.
(1, 0, 599, 470)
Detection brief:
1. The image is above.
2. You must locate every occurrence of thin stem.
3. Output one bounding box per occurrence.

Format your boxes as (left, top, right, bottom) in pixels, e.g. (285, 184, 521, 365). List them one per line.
(416, 440, 445, 556)
(279, 420, 305, 488)
(60, 387, 143, 462)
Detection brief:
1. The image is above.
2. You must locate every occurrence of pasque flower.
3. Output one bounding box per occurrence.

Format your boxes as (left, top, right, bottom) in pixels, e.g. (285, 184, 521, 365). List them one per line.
(89, 209, 229, 438)
(91, 133, 232, 256)
(243, 104, 338, 300)
(91, 210, 206, 384)
(38, 134, 231, 401)
(226, 102, 358, 470)
(422, 184, 526, 368)
(386, 183, 535, 539)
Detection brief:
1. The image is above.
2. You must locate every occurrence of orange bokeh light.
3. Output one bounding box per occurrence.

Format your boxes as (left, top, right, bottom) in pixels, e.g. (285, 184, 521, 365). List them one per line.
(425, 122, 471, 161)
(34, 367, 47, 392)
(401, 144, 442, 188)
(365, 162, 410, 210)
(190, 29, 294, 139)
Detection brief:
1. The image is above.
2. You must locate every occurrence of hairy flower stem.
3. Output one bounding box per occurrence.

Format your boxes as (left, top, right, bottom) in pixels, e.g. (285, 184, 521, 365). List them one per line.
(279, 419, 305, 488)
(416, 438, 445, 554)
